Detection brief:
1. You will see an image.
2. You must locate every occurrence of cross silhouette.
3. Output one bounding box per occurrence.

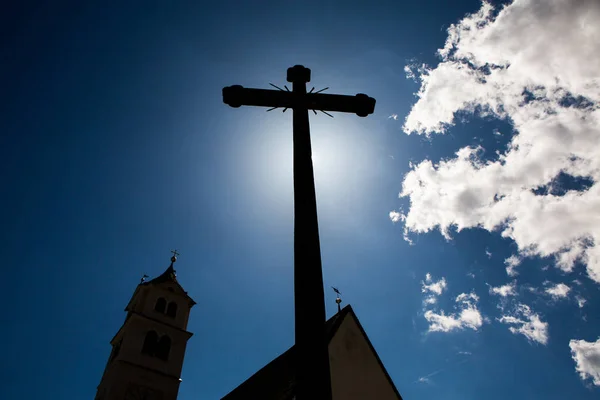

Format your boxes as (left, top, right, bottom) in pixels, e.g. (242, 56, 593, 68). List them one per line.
(223, 65, 376, 400)
(170, 249, 179, 258)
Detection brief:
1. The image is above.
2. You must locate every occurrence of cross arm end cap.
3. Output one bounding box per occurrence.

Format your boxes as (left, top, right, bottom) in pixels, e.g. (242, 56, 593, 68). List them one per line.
(222, 85, 245, 107)
(355, 93, 376, 117)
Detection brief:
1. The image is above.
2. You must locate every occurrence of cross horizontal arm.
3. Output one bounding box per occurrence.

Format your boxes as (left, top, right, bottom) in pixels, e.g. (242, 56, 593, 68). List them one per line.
(222, 85, 376, 117)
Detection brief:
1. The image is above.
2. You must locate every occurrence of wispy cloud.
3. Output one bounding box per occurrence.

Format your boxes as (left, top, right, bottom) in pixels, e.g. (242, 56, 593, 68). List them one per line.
(415, 368, 443, 384)
(575, 295, 587, 308)
(489, 281, 517, 297)
(421, 273, 447, 307)
(498, 304, 548, 345)
(425, 291, 483, 333)
(389, 211, 403, 223)
(415, 354, 472, 384)
(504, 255, 521, 278)
(545, 283, 571, 300)
(403, 65, 417, 82)
(422, 273, 448, 296)
(388, 114, 399, 120)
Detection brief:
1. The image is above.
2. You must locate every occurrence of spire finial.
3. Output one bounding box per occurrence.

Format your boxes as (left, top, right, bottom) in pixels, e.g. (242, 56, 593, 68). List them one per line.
(170, 249, 180, 264)
(332, 286, 342, 313)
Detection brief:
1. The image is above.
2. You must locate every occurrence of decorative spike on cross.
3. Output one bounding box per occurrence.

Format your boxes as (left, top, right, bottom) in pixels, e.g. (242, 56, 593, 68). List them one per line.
(223, 66, 375, 117)
(222, 65, 376, 400)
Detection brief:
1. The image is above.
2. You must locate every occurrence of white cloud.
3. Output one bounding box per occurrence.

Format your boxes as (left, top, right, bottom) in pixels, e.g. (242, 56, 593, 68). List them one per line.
(425, 291, 483, 333)
(422, 273, 448, 295)
(394, 0, 600, 284)
(485, 249, 492, 258)
(575, 295, 587, 308)
(404, 63, 428, 83)
(455, 292, 479, 303)
(524, 286, 539, 295)
(545, 282, 571, 300)
(504, 255, 521, 277)
(498, 304, 548, 345)
(569, 337, 600, 386)
(404, 65, 416, 81)
(415, 367, 444, 384)
(425, 310, 462, 332)
(389, 210, 404, 223)
(490, 281, 517, 297)
(389, 114, 399, 120)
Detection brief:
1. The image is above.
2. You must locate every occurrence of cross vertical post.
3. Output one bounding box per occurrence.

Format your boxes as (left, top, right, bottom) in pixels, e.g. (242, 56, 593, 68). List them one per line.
(288, 65, 332, 400)
(222, 65, 376, 400)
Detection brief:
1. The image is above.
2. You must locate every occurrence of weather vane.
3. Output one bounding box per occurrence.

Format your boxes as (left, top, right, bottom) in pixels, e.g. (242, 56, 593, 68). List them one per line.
(332, 286, 342, 312)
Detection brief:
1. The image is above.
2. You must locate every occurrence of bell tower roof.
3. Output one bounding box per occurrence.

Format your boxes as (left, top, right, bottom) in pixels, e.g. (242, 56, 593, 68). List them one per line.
(145, 263, 177, 285)
(127, 251, 196, 311)
(145, 250, 179, 285)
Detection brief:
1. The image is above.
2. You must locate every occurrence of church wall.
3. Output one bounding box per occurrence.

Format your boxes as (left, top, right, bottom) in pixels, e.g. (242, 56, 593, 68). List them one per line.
(182, 303, 191, 330)
(118, 314, 190, 378)
(328, 314, 400, 400)
(101, 361, 181, 400)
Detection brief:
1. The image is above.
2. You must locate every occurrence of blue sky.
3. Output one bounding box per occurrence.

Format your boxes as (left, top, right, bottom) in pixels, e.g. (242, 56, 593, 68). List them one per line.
(2, 0, 600, 399)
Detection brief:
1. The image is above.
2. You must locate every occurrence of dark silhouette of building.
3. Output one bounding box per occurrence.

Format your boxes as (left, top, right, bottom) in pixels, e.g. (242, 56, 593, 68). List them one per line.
(221, 305, 403, 400)
(95, 255, 195, 400)
(94, 255, 402, 399)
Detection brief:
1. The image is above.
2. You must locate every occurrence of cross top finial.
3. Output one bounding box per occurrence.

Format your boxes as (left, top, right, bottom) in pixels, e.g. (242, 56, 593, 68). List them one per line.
(170, 249, 179, 263)
(286, 65, 311, 84)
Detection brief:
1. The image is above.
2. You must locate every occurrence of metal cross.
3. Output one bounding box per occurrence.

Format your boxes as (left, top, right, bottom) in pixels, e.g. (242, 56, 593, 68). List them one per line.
(170, 249, 179, 258)
(222, 65, 376, 400)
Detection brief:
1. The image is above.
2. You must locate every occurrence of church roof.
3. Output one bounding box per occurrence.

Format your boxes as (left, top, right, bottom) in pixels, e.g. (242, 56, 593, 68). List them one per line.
(137, 261, 196, 307)
(221, 305, 402, 400)
(145, 264, 177, 285)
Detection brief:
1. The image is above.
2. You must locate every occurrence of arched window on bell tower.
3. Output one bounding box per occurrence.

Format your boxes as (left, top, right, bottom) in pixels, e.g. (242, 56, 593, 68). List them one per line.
(142, 331, 158, 356)
(167, 302, 177, 318)
(154, 297, 167, 313)
(155, 336, 171, 361)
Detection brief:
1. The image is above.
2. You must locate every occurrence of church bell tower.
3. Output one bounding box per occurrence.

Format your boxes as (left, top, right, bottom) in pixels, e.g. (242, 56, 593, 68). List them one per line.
(95, 252, 195, 400)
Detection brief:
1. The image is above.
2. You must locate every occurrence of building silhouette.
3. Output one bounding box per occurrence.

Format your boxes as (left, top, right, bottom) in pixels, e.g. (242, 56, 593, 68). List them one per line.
(95, 256, 402, 399)
(95, 255, 195, 400)
(221, 304, 403, 400)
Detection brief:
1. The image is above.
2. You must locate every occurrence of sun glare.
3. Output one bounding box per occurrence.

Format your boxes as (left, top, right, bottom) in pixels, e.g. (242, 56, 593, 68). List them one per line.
(230, 111, 379, 222)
